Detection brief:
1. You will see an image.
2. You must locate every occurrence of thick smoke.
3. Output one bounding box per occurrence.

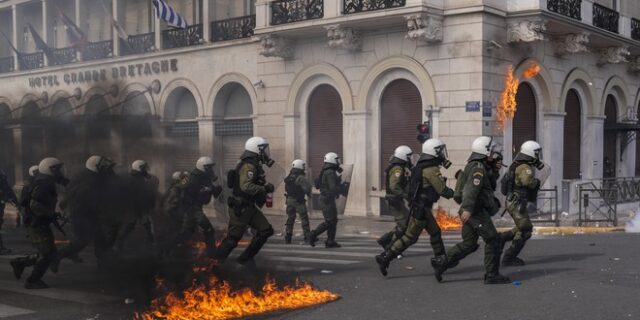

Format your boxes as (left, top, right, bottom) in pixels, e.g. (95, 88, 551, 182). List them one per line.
(625, 209, 640, 233)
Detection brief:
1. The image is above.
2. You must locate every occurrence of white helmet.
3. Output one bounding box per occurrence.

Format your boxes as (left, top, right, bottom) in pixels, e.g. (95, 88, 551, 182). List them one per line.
(196, 156, 215, 171)
(471, 136, 495, 157)
(171, 171, 183, 181)
(292, 159, 306, 170)
(28, 165, 39, 177)
(86, 155, 102, 173)
(520, 140, 543, 161)
(324, 152, 340, 165)
(131, 160, 149, 173)
(422, 139, 447, 159)
(245, 136, 269, 154)
(393, 146, 413, 162)
(38, 157, 64, 176)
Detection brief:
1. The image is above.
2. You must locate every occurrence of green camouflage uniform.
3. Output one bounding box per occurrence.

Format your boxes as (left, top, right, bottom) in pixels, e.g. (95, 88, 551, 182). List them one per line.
(284, 168, 312, 242)
(215, 154, 274, 263)
(310, 164, 342, 246)
(444, 159, 503, 276)
(502, 162, 539, 262)
(377, 163, 409, 248)
(388, 160, 453, 256)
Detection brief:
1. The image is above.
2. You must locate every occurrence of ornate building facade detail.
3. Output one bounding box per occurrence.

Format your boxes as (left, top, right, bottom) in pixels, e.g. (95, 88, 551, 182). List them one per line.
(325, 25, 362, 51)
(507, 19, 547, 43)
(259, 35, 294, 59)
(404, 14, 443, 43)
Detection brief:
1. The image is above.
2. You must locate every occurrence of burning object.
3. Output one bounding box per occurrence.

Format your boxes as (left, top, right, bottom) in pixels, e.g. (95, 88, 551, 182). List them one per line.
(135, 277, 339, 320)
(496, 63, 540, 129)
(435, 207, 462, 231)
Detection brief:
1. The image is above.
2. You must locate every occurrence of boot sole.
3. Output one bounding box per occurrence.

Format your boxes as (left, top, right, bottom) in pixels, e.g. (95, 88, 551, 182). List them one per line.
(374, 256, 388, 277)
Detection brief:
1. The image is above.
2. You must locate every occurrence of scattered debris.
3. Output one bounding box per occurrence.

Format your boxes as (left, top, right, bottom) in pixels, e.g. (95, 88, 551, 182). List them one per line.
(610, 257, 621, 261)
(85, 315, 100, 320)
(320, 269, 334, 275)
(405, 266, 414, 271)
(358, 231, 370, 235)
(512, 280, 522, 286)
(396, 254, 404, 260)
(125, 298, 135, 304)
(588, 243, 596, 246)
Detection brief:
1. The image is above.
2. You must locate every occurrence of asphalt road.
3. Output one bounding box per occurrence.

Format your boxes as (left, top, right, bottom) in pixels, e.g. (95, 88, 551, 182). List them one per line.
(0, 226, 638, 320)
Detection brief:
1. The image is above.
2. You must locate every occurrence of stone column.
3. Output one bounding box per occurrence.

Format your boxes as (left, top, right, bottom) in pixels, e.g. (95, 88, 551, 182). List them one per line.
(254, 0, 270, 30)
(197, 116, 214, 158)
(583, 115, 605, 180)
(343, 110, 369, 217)
(542, 112, 565, 190)
(202, 0, 210, 43)
(283, 112, 299, 164)
(619, 120, 636, 177)
(75, 0, 83, 61)
(41, 0, 48, 66)
(112, 0, 121, 57)
(11, 5, 19, 70)
(9, 125, 24, 184)
(154, 4, 162, 51)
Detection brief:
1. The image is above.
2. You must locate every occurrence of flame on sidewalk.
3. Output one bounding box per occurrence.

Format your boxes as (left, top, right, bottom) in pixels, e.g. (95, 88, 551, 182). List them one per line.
(135, 276, 339, 320)
(496, 63, 540, 129)
(435, 208, 462, 231)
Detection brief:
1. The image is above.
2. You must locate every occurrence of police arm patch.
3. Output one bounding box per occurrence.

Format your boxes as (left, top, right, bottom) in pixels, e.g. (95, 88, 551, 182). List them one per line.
(473, 178, 481, 186)
(394, 171, 401, 178)
(247, 171, 254, 179)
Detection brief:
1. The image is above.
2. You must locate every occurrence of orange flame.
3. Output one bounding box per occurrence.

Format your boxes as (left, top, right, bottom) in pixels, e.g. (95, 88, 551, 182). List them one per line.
(135, 276, 339, 320)
(435, 207, 462, 231)
(496, 63, 540, 129)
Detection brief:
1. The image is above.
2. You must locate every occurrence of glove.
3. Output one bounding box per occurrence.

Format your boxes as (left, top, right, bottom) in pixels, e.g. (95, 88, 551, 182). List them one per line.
(264, 183, 275, 194)
(532, 178, 541, 190)
(441, 187, 454, 199)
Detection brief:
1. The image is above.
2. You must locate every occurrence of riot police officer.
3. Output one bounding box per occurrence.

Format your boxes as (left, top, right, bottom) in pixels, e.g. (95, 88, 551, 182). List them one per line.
(215, 137, 275, 265)
(0, 169, 18, 254)
(284, 159, 312, 244)
(501, 141, 543, 266)
(173, 157, 222, 258)
(16, 165, 39, 229)
(375, 139, 454, 276)
(376, 146, 413, 250)
(431, 136, 510, 284)
(309, 152, 348, 248)
(10, 157, 67, 289)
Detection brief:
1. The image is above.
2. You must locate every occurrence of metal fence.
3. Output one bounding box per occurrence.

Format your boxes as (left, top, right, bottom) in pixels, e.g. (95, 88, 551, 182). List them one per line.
(578, 187, 618, 226)
(531, 187, 560, 226)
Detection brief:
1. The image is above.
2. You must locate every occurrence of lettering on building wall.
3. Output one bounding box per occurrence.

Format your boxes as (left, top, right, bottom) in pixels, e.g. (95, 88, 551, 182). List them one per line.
(27, 59, 179, 88)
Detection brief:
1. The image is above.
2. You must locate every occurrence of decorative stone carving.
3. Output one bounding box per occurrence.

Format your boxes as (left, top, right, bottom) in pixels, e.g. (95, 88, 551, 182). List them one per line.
(554, 33, 590, 56)
(598, 46, 630, 65)
(325, 24, 362, 51)
(628, 56, 640, 73)
(259, 35, 293, 59)
(405, 14, 443, 43)
(507, 20, 546, 43)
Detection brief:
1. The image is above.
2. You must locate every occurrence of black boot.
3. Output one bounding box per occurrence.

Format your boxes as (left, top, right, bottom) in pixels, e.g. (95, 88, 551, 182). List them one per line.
(325, 223, 340, 248)
(502, 242, 526, 267)
(484, 273, 511, 284)
(430, 255, 449, 283)
(303, 231, 311, 245)
(375, 250, 396, 277)
(214, 239, 237, 263)
(376, 232, 393, 249)
(10, 257, 32, 280)
(0, 235, 11, 255)
(284, 233, 292, 244)
(236, 236, 269, 265)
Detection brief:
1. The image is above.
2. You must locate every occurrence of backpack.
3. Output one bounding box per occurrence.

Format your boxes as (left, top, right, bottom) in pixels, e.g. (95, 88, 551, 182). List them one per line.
(453, 169, 466, 205)
(227, 167, 240, 196)
(500, 165, 516, 196)
(285, 172, 305, 201)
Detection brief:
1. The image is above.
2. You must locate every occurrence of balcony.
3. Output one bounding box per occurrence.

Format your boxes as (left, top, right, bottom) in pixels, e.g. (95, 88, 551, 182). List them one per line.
(120, 32, 156, 56)
(211, 15, 256, 42)
(82, 40, 114, 61)
(271, 0, 324, 26)
(343, 0, 406, 15)
(50, 46, 77, 66)
(162, 24, 203, 49)
(546, 0, 581, 20)
(20, 52, 44, 70)
(632, 18, 640, 41)
(593, 3, 619, 33)
(0, 56, 14, 73)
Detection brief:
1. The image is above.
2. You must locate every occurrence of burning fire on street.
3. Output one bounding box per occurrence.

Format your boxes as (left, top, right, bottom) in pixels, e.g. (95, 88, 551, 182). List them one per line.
(496, 63, 541, 129)
(435, 207, 462, 231)
(135, 276, 339, 320)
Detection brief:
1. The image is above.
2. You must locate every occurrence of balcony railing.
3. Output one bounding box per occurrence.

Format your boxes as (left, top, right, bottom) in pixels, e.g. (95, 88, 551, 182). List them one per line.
(20, 52, 44, 70)
(632, 18, 640, 41)
(0, 56, 14, 73)
(120, 32, 156, 56)
(593, 3, 619, 33)
(162, 24, 203, 49)
(82, 40, 114, 61)
(343, 0, 406, 14)
(271, 0, 324, 25)
(547, 0, 581, 20)
(211, 15, 256, 42)
(50, 46, 77, 66)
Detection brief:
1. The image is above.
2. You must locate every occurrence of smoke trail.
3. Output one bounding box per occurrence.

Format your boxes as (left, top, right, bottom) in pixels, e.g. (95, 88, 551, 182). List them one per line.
(625, 209, 640, 233)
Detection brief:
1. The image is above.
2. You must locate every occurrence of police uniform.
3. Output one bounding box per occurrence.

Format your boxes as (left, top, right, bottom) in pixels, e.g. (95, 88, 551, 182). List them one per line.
(10, 174, 59, 288)
(115, 171, 158, 249)
(433, 157, 505, 283)
(376, 161, 410, 249)
(501, 162, 539, 265)
(215, 153, 274, 264)
(0, 172, 17, 253)
(284, 168, 312, 243)
(309, 164, 343, 247)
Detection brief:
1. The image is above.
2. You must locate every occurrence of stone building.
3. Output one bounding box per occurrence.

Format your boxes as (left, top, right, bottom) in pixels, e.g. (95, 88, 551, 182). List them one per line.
(0, 0, 639, 218)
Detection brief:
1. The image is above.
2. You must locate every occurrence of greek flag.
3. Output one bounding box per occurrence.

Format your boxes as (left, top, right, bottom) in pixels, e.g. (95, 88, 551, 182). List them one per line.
(152, 0, 187, 29)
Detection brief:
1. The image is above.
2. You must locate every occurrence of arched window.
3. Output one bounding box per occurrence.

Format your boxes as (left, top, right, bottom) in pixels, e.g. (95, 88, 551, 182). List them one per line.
(513, 82, 537, 153)
(563, 89, 581, 179)
(307, 85, 343, 178)
(164, 87, 199, 179)
(603, 95, 617, 178)
(213, 83, 253, 173)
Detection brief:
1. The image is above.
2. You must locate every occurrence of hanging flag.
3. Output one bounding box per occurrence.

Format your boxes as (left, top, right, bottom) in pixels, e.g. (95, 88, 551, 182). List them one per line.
(152, 0, 188, 29)
(96, 0, 129, 39)
(27, 24, 55, 62)
(58, 10, 88, 48)
(0, 29, 25, 66)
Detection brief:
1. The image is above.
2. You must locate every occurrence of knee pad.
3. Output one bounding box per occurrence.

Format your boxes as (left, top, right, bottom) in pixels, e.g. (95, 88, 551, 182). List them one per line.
(466, 243, 480, 254)
(521, 230, 532, 241)
(258, 227, 274, 239)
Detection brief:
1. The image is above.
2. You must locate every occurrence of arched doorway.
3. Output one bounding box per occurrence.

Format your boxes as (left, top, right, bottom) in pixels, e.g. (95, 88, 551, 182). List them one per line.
(164, 87, 199, 181)
(49, 98, 83, 175)
(0, 103, 14, 185)
(84, 94, 114, 161)
(307, 84, 343, 179)
(563, 89, 581, 179)
(21, 101, 44, 178)
(513, 82, 537, 154)
(213, 83, 253, 175)
(380, 79, 422, 187)
(603, 95, 617, 178)
(122, 91, 153, 171)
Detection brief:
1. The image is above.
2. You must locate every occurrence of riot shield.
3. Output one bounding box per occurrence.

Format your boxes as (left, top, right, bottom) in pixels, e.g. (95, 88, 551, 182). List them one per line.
(535, 162, 552, 186)
(336, 164, 354, 215)
(264, 162, 287, 189)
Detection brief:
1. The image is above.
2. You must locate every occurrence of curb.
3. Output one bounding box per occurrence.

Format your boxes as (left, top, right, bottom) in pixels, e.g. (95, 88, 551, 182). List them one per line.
(528, 226, 624, 235)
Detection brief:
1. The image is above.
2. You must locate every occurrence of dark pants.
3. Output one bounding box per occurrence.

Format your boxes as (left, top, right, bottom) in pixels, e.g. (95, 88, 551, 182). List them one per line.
(58, 215, 110, 260)
(389, 208, 444, 256)
(20, 225, 56, 283)
(176, 206, 216, 256)
(311, 195, 338, 243)
(285, 198, 310, 239)
(216, 204, 273, 262)
(502, 204, 534, 260)
(446, 211, 503, 275)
